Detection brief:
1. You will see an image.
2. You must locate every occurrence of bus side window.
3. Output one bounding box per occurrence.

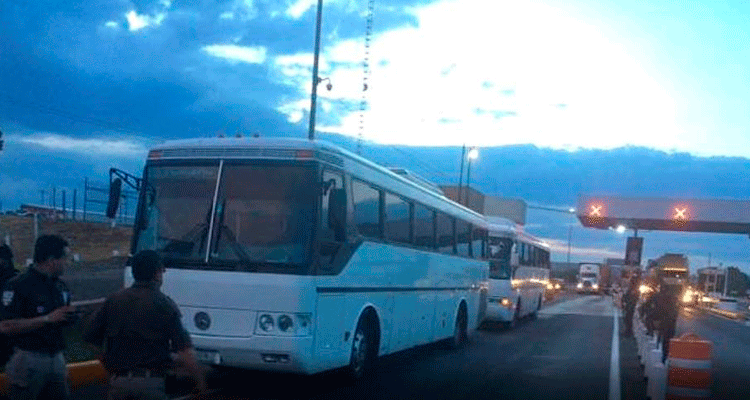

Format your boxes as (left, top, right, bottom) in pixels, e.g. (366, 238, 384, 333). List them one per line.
(436, 212, 454, 254)
(456, 219, 470, 257)
(414, 204, 434, 250)
(351, 179, 381, 239)
(471, 227, 485, 259)
(384, 193, 410, 245)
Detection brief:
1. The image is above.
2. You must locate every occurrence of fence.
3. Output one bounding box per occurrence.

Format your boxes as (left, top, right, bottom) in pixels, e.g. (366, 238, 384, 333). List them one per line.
(7, 178, 138, 227)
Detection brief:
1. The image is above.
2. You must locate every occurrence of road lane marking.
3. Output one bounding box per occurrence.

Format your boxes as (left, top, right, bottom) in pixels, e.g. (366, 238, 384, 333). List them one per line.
(609, 307, 620, 400)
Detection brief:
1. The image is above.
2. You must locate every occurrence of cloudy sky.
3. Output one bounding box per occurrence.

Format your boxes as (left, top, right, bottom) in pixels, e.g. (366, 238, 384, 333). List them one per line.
(2, 0, 750, 272)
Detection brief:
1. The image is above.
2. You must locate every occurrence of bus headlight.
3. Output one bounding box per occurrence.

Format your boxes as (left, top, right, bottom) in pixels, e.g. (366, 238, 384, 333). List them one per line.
(500, 298, 512, 308)
(278, 315, 294, 332)
(577, 283, 583, 289)
(256, 312, 313, 336)
(555, 284, 561, 290)
(592, 284, 599, 290)
(547, 283, 554, 290)
(259, 314, 275, 332)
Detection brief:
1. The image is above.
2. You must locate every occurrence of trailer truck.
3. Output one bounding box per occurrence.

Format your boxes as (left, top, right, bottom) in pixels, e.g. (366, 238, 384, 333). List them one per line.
(577, 263, 603, 294)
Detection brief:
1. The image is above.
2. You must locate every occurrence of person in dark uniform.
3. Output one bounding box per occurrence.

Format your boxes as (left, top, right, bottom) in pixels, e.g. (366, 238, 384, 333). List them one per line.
(0, 235, 76, 400)
(654, 280, 681, 362)
(0, 243, 19, 366)
(639, 289, 658, 336)
(622, 276, 639, 336)
(0, 244, 18, 288)
(83, 250, 206, 400)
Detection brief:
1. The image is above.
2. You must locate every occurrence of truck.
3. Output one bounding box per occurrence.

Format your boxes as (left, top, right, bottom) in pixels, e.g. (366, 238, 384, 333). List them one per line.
(652, 253, 689, 287)
(577, 263, 603, 294)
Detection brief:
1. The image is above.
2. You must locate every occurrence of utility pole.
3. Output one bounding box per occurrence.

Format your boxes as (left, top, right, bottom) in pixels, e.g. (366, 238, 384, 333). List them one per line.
(457, 144, 466, 204)
(567, 225, 572, 265)
(307, 0, 324, 140)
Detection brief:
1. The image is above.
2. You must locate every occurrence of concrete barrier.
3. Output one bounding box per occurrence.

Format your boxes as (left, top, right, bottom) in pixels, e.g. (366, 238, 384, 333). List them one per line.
(647, 360, 667, 400)
(699, 305, 747, 320)
(645, 348, 661, 381)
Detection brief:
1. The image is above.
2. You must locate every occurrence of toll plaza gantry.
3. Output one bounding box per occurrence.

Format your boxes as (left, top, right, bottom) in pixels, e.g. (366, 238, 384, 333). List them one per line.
(576, 194, 750, 266)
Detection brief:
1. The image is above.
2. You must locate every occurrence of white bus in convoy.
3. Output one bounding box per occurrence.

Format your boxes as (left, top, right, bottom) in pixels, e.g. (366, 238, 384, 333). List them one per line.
(483, 217, 551, 328)
(112, 137, 489, 378)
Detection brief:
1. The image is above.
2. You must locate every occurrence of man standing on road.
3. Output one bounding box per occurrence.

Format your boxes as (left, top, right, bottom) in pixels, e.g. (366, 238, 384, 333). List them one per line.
(0, 243, 19, 366)
(0, 235, 76, 400)
(654, 280, 680, 362)
(622, 277, 639, 336)
(0, 244, 18, 288)
(83, 250, 206, 400)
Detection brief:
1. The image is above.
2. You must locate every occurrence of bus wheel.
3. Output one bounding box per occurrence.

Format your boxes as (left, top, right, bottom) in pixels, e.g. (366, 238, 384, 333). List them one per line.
(446, 303, 468, 349)
(530, 295, 542, 320)
(505, 301, 520, 329)
(348, 315, 377, 379)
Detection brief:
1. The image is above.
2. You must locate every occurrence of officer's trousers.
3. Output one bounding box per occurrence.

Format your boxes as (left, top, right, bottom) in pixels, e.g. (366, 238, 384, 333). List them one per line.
(5, 349, 68, 400)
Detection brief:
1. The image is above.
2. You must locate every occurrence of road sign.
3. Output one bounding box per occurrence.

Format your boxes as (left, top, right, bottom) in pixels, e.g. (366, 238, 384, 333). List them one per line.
(625, 236, 643, 266)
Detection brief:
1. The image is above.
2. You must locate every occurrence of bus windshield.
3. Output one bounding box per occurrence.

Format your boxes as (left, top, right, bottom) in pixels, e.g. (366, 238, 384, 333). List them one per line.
(210, 163, 317, 272)
(133, 161, 317, 273)
(134, 163, 220, 263)
(488, 237, 513, 279)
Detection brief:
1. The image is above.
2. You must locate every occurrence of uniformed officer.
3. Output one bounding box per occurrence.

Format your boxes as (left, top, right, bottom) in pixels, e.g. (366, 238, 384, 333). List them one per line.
(0, 234, 76, 400)
(0, 243, 19, 366)
(83, 250, 206, 400)
(622, 277, 639, 337)
(654, 280, 680, 362)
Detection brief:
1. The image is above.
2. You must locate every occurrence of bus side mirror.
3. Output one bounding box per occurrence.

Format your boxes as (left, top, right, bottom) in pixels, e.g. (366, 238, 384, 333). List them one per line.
(328, 188, 347, 242)
(106, 178, 123, 219)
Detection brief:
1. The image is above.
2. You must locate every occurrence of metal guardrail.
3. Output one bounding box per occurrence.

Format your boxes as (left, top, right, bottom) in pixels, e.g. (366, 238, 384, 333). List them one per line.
(697, 304, 748, 320)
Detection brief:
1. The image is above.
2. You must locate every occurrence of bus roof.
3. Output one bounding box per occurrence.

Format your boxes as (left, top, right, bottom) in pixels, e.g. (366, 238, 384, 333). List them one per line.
(486, 216, 549, 250)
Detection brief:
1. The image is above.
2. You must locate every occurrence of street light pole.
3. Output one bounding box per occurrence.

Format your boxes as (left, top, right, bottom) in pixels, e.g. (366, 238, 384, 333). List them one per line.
(567, 225, 572, 265)
(465, 158, 472, 206)
(457, 144, 466, 204)
(464, 148, 479, 207)
(308, 0, 324, 140)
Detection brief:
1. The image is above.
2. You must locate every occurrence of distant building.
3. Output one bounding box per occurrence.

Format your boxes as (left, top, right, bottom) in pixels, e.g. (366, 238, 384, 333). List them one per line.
(440, 185, 527, 225)
(726, 267, 749, 297)
(697, 267, 725, 294)
(695, 266, 748, 296)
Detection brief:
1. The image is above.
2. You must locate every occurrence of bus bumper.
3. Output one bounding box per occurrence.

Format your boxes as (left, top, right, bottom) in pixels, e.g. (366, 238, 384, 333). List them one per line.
(483, 301, 515, 322)
(190, 335, 316, 374)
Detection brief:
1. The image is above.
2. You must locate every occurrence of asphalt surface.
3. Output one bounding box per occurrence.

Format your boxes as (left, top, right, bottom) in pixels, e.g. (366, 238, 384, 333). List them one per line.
(72, 293, 650, 400)
(678, 306, 750, 400)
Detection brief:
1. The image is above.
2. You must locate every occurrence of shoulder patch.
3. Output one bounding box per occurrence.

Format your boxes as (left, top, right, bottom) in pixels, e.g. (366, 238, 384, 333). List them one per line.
(2, 291, 14, 307)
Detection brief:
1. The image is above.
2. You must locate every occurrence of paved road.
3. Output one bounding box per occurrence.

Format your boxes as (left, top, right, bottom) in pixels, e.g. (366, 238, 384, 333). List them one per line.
(72, 294, 646, 400)
(679, 306, 750, 400)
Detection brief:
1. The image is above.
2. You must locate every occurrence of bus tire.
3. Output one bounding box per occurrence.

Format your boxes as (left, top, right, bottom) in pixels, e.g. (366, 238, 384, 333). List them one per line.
(446, 302, 468, 349)
(347, 311, 378, 380)
(530, 295, 542, 320)
(505, 300, 520, 329)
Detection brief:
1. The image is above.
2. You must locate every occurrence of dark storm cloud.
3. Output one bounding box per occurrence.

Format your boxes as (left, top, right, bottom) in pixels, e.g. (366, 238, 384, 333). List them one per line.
(0, 0, 430, 140)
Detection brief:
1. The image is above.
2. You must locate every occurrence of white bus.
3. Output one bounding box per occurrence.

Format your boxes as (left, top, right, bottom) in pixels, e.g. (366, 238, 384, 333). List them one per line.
(483, 217, 551, 328)
(112, 137, 489, 378)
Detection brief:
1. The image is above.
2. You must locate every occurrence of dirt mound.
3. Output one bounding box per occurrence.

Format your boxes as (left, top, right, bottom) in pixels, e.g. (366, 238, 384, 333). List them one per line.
(0, 215, 132, 269)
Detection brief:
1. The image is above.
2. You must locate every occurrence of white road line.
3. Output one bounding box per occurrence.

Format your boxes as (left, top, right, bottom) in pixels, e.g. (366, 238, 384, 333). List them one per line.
(609, 307, 620, 400)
